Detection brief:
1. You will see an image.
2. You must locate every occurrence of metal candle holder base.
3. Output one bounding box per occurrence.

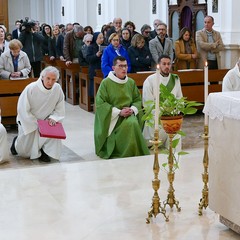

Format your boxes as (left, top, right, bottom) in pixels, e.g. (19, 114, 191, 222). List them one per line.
(146, 130, 169, 223)
(163, 133, 181, 212)
(198, 125, 209, 216)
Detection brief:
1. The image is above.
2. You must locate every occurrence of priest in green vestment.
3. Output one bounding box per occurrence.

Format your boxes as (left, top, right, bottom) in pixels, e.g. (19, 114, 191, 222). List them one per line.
(94, 56, 150, 159)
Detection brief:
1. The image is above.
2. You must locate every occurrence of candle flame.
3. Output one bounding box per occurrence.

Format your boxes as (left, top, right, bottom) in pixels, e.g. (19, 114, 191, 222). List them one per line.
(205, 61, 208, 67)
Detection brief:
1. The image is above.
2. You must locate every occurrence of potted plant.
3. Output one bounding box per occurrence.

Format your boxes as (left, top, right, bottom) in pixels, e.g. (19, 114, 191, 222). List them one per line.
(143, 83, 202, 135)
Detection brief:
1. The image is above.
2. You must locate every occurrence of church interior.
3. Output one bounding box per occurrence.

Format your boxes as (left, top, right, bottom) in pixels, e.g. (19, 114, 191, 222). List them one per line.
(1, 0, 240, 239)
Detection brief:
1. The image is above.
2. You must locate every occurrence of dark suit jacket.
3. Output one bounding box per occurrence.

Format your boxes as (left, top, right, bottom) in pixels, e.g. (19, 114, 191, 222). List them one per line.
(12, 29, 20, 39)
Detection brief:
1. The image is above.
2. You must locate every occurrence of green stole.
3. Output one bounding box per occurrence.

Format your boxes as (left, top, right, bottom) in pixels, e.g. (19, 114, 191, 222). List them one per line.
(165, 74, 178, 92)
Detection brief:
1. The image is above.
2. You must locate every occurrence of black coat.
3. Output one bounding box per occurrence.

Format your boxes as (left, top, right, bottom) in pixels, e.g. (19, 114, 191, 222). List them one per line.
(127, 46, 152, 73)
(86, 43, 102, 80)
(18, 31, 44, 62)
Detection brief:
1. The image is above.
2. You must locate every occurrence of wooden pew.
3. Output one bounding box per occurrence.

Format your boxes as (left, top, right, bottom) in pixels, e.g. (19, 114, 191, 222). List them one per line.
(65, 63, 81, 105)
(55, 59, 67, 96)
(42, 57, 90, 106)
(0, 78, 37, 125)
(79, 72, 92, 112)
(41, 56, 56, 70)
(176, 69, 229, 103)
(94, 69, 229, 104)
(79, 69, 103, 112)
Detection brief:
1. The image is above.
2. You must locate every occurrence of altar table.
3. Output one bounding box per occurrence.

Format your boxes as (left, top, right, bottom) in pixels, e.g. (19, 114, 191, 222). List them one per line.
(204, 91, 240, 234)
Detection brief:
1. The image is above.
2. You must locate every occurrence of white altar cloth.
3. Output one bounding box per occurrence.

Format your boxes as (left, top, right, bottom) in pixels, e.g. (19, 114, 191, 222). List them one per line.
(203, 91, 240, 121)
(204, 91, 240, 228)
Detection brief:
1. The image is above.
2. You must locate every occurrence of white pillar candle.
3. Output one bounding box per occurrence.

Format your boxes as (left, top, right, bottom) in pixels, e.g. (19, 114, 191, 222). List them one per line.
(204, 62, 208, 125)
(155, 65, 160, 130)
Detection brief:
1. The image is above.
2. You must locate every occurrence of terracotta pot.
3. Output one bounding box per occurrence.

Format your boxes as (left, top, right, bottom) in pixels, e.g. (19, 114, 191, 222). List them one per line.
(160, 115, 183, 134)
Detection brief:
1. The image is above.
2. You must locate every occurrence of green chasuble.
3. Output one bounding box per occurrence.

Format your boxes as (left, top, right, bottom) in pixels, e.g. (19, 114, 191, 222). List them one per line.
(94, 72, 150, 159)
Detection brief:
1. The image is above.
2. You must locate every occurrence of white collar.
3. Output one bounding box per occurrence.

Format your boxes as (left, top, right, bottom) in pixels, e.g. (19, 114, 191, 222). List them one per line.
(108, 71, 128, 84)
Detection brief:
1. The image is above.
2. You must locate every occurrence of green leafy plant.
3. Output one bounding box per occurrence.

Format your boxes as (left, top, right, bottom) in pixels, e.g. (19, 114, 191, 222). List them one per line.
(160, 131, 188, 172)
(142, 83, 202, 172)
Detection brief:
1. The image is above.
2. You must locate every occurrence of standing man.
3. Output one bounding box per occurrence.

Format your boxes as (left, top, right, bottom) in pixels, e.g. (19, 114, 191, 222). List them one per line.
(63, 24, 85, 66)
(142, 55, 183, 147)
(149, 23, 174, 68)
(106, 17, 122, 41)
(18, 20, 45, 77)
(12, 20, 21, 39)
(196, 15, 224, 69)
(94, 56, 149, 159)
(150, 19, 162, 39)
(10, 66, 65, 162)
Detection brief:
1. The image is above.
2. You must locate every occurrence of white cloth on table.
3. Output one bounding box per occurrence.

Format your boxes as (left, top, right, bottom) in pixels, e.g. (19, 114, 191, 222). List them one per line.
(203, 91, 240, 121)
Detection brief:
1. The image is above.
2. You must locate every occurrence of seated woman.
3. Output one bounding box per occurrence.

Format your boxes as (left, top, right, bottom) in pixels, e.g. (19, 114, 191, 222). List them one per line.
(0, 109, 9, 164)
(86, 32, 105, 97)
(174, 27, 198, 70)
(0, 39, 31, 79)
(128, 34, 152, 73)
(101, 33, 131, 77)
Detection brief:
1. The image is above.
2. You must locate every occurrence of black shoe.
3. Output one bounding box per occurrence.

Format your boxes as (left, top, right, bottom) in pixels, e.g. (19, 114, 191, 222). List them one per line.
(10, 136, 18, 155)
(39, 149, 51, 163)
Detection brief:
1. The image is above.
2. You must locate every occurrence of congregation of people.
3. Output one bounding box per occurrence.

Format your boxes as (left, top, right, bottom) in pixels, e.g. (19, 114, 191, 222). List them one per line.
(1, 14, 238, 163)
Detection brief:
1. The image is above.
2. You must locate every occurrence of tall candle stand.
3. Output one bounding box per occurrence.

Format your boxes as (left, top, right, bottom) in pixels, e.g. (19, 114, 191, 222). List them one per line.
(198, 125, 209, 215)
(146, 129, 169, 223)
(163, 133, 181, 212)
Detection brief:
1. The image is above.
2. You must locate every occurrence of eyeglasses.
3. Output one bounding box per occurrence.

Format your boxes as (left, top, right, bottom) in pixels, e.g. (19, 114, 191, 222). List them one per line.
(116, 64, 128, 69)
(157, 28, 166, 31)
(144, 31, 150, 34)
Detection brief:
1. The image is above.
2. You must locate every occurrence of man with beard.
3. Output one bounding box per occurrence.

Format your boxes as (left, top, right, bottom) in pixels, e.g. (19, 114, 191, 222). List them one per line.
(142, 55, 183, 147)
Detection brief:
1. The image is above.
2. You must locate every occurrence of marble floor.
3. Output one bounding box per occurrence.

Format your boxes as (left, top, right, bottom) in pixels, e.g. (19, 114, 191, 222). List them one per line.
(0, 103, 239, 240)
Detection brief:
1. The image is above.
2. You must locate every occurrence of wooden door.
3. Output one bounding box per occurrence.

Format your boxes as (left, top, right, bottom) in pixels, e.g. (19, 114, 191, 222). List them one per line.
(0, 0, 8, 30)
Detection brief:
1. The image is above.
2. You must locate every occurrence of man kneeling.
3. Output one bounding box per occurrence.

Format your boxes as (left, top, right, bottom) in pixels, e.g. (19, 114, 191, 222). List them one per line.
(11, 66, 65, 162)
(94, 56, 149, 159)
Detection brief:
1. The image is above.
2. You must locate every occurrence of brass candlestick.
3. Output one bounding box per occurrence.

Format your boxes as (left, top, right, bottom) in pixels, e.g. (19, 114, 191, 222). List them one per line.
(146, 129, 169, 223)
(198, 125, 209, 215)
(163, 133, 181, 211)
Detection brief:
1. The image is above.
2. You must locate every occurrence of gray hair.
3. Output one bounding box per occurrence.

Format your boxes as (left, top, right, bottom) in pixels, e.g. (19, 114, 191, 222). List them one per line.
(40, 66, 60, 80)
(83, 33, 93, 43)
(73, 25, 84, 33)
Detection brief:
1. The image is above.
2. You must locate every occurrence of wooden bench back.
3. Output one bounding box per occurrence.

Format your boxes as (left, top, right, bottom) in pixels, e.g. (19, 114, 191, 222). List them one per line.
(0, 78, 37, 124)
(94, 69, 229, 103)
(175, 69, 228, 102)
